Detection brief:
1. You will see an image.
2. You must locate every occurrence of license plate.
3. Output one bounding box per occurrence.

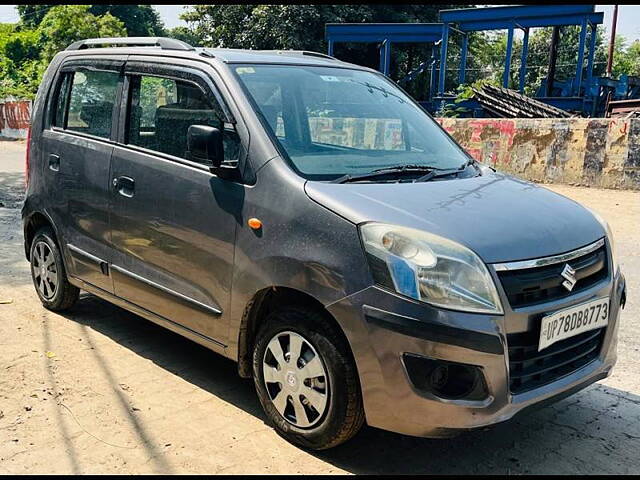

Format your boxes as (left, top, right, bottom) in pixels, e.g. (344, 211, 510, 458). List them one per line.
(539, 297, 609, 351)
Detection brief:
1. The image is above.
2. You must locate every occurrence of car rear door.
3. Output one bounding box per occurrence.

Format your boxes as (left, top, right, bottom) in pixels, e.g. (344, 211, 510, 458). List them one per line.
(108, 59, 244, 346)
(41, 57, 126, 293)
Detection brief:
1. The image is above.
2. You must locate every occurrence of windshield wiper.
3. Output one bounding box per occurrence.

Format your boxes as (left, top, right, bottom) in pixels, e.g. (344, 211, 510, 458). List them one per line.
(413, 168, 463, 183)
(331, 164, 441, 184)
(413, 159, 477, 183)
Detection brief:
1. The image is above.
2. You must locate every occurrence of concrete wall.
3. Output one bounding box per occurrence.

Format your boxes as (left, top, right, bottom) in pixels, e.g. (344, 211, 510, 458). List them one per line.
(0, 99, 31, 139)
(437, 118, 640, 190)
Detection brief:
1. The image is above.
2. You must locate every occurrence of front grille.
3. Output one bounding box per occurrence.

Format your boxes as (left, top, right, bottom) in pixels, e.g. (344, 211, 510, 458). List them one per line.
(507, 327, 605, 394)
(497, 244, 608, 309)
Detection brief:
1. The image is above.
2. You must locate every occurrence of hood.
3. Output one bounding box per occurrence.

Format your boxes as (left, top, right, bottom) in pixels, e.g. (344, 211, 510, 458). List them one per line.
(304, 171, 605, 264)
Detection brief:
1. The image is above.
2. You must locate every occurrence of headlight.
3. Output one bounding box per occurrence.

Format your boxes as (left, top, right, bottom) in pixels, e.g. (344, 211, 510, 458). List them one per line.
(360, 223, 503, 314)
(587, 208, 618, 275)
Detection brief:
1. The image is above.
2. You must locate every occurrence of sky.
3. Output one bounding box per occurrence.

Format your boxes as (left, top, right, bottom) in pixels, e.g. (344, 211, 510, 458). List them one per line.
(0, 4, 639, 44)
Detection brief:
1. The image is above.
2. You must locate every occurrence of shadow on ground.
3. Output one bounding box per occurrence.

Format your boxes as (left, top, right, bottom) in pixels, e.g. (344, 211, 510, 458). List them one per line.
(58, 293, 640, 475)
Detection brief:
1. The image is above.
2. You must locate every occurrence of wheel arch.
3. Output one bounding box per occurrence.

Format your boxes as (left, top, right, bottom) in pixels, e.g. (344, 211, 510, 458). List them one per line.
(236, 286, 354, 378)
(24, 210, 59, 260)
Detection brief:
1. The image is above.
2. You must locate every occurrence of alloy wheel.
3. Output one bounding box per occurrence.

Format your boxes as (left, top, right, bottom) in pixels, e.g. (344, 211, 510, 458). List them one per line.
(32, 241, 58, 300)
(262, 330, 329, 428)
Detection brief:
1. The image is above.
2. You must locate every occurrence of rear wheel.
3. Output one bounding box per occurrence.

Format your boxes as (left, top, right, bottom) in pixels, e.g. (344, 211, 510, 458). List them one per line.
(253, 307, 364, 450)
(29, 227, 79, 311)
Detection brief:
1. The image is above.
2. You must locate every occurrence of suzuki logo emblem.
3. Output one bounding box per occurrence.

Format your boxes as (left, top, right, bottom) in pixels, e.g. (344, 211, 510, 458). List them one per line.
(561, 264, 577, 291)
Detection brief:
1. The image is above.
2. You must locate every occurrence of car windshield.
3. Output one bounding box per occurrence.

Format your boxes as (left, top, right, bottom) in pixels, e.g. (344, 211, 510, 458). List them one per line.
(233, 64, 470, 180)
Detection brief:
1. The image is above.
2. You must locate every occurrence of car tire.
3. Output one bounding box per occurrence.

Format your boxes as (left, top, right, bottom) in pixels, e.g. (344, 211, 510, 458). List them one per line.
(29, 227, 79, 311)
(253, 306, 365, 450)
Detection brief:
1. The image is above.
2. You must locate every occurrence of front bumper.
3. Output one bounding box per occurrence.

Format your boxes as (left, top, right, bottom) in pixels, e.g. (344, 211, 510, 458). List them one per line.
(327, 270, 625, 438)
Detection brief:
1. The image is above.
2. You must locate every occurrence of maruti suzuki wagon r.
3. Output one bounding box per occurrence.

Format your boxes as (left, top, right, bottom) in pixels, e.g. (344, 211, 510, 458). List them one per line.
(22, 37, 626, 450)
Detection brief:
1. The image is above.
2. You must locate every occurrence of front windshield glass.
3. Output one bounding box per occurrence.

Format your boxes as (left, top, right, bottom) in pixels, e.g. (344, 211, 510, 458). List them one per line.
(233, 64, 470, 180)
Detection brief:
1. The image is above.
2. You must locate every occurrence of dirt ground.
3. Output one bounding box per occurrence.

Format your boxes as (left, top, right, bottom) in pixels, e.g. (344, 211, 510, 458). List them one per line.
(1, 140, 639, 474)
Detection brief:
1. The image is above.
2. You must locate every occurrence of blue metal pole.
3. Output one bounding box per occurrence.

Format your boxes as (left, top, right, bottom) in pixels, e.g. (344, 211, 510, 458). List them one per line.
(430, 44, 438, 101)
(575, 17, 588, 94)
(519, 28, 529, 92)
(327, 40, 334, 57)
(438, 24, 449, 96)
(379, 39, 391, 75)
(459, 33, 468, 84)
(503, 24, 514, 88)
(586, 23, 597, 87)
(384, 40, 391, 75)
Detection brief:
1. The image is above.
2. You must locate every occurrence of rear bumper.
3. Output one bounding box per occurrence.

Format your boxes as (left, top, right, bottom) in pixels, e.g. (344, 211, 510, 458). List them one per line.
(327, 270, 625, 438)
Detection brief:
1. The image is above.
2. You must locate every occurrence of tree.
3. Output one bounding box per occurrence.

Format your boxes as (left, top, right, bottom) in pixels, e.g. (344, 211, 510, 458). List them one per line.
(167, 26, 202, 46)
(612, 37, 640, 77)
(0, 23, 44, 98)
(37, 5, 127, 63)
(89, 5, 165, 37)
(17, 4, 164, 37)
(16, 5, 56, 28)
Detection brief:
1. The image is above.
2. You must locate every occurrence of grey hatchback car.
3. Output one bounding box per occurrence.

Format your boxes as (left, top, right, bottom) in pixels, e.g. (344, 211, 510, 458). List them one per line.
(23, 37, 626, 450)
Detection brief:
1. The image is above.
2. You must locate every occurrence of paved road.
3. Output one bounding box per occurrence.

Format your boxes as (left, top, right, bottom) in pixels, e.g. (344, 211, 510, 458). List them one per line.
(0, 140, 25, 173)
(1, 142, 639, 474)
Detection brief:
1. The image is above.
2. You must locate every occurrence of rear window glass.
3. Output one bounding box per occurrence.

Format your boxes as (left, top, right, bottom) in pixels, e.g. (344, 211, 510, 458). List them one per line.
(65, 70, 119, 139)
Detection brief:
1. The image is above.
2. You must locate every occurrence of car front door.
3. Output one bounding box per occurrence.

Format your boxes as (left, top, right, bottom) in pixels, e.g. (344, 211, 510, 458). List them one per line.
(41, 57, 125, 293)
(108, 61, 244, 345)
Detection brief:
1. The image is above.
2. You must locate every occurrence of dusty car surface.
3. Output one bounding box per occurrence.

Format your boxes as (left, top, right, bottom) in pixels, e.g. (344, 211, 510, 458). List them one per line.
(22, 37, 626, 450)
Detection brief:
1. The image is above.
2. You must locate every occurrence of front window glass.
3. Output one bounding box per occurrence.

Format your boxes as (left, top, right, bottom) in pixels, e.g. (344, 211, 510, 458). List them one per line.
(234, 65, 469, 180)
(126, 75, 238, 164)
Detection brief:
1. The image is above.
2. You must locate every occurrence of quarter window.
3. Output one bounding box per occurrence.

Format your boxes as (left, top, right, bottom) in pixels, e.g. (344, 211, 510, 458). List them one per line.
(63, 69, 119, 139)
(52, 73, 71, 128)
(127, 75, 238, 165)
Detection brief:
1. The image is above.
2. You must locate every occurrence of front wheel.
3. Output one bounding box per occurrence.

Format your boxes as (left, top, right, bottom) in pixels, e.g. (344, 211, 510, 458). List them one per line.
(253, 307, 364, 450)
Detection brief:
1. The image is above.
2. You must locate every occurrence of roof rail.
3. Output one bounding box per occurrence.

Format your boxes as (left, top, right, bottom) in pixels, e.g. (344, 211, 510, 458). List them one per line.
(300, 51, 337, 60)
(66, 37, 195, 52)
(271, 50, 338, 61)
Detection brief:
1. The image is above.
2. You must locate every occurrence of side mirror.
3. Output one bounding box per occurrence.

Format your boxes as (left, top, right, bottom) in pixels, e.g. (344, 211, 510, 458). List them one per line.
(187, 125, 224, 168)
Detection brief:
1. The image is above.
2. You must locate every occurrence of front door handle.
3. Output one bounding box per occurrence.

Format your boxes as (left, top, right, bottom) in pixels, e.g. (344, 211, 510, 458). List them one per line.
(113, 176, 135, 198)
(48, 154, 60, 172)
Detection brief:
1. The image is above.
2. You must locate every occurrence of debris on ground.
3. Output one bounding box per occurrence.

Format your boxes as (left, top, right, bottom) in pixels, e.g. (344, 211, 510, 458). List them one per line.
(472, 84, 573, 118)
(606, 98, 640, 118)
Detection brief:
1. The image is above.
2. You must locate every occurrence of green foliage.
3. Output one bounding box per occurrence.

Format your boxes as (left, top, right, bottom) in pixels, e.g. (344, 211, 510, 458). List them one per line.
(17, 4, 164, 37)
(167, 26, 202, 46)
(0, 6, 126, 99)
(89, 5, 165, 36)
(612, 38, 640, 77)
(38, 5, 126, 64)
(4, 28, 41, 63)
(16, 5, 55, 28)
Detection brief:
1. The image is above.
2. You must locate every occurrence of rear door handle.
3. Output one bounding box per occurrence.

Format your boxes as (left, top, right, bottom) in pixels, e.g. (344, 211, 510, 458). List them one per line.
(48, 154, 60, 172)
(113, 176, 135, 198)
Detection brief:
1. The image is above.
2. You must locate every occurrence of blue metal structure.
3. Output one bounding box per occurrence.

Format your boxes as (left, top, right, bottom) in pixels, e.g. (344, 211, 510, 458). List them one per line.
(325, 6, 636, 117)
(438, 5, 604, 97)
(325, 23, 442, 76)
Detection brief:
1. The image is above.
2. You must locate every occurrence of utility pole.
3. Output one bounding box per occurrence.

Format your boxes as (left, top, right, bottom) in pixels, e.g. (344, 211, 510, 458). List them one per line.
(606, 5, 619, 77)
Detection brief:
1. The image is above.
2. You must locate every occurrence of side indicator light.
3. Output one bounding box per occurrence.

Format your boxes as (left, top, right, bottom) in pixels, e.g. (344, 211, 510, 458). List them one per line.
(248, 218, 262, 230)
